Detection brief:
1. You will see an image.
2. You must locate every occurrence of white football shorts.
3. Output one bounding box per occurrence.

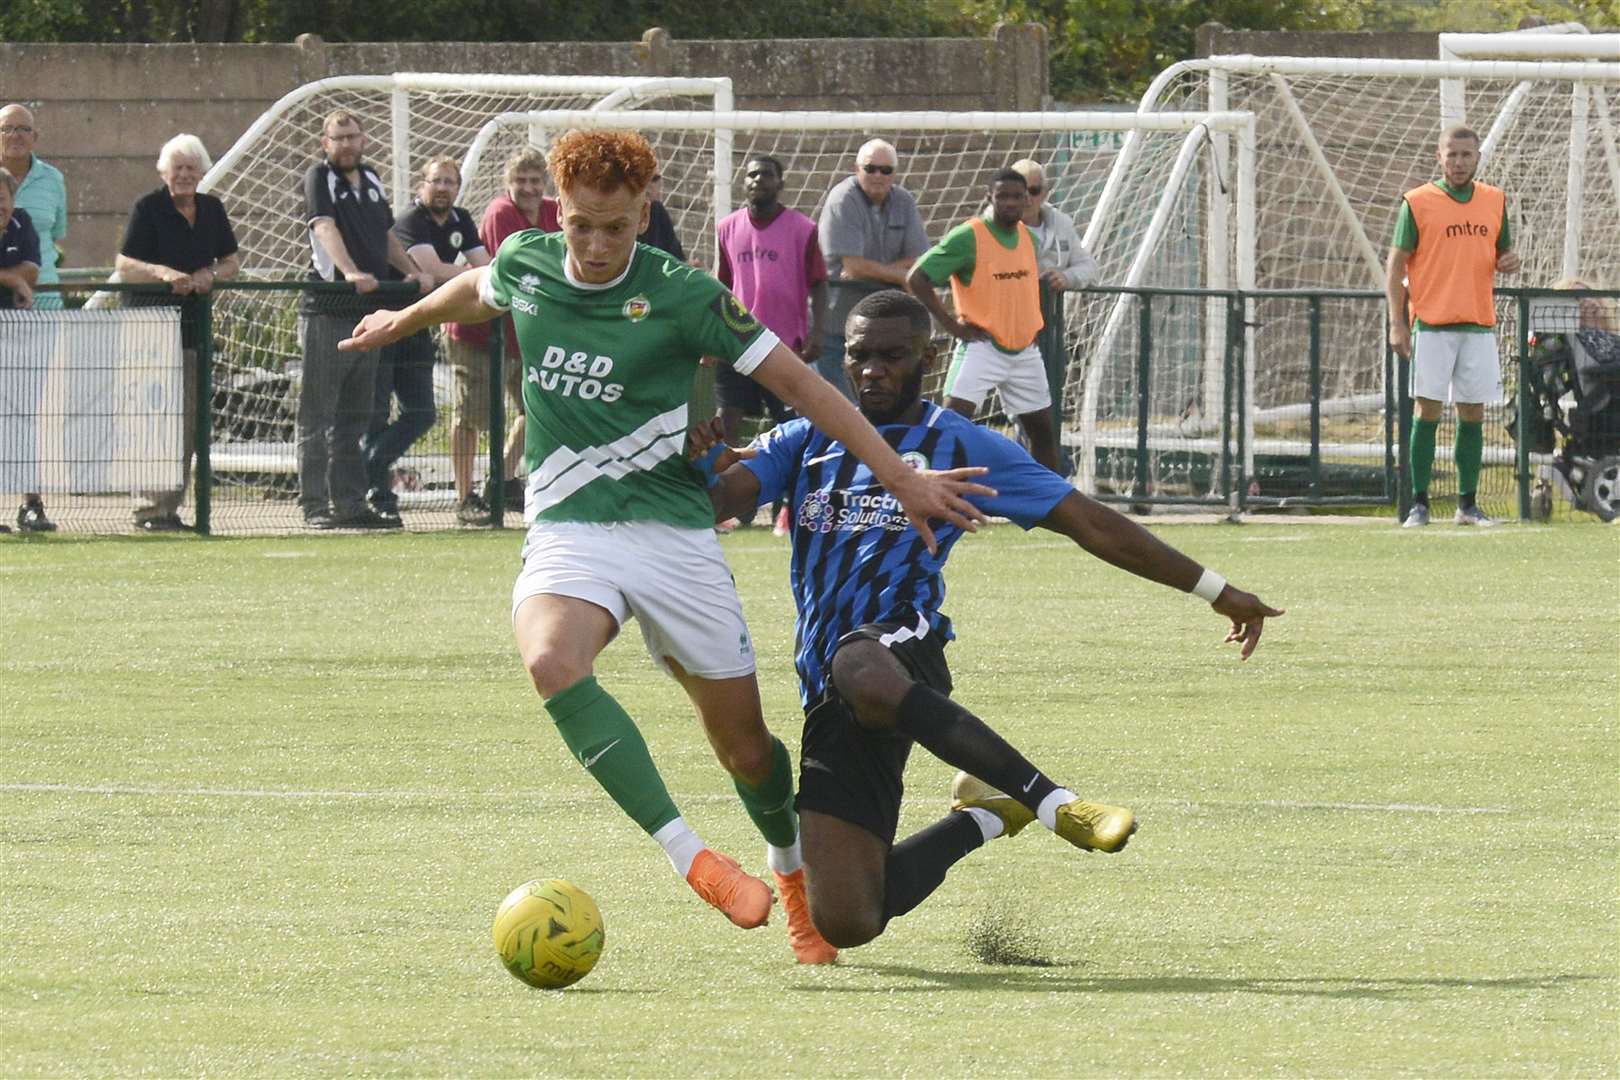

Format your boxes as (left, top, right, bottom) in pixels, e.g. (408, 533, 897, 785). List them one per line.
(1411, 328, 1503, 405)
(943, 338, 1052, 416)
(511, 520, 756, 680)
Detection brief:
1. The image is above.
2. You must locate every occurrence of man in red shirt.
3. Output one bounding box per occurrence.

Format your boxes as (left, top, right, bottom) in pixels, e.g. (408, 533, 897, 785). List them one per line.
(445, 149, 560, 524)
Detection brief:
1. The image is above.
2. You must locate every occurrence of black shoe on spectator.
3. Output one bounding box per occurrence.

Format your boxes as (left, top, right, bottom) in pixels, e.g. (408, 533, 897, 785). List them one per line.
(486, 476, 525, 512)
(138, 514, 187, 533)
(335, 508, 402, 530)
(367, 489, 403, 527)
(305, 509, 338, 530)
(456, 492, 492, 527)
(18, 501, 57, 533)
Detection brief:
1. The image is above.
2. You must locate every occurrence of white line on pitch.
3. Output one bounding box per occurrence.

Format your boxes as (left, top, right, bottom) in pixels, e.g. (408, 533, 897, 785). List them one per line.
(1258, 799, 1510, 814)
(0, 781, 741, 802)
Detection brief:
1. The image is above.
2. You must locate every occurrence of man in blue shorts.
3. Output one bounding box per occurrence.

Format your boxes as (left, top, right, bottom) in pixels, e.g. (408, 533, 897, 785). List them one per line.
(697, 289, 1283, 950)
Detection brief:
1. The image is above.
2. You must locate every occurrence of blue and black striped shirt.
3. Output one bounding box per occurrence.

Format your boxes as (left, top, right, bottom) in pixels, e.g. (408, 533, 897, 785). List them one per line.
(743, 402, 1074, 704)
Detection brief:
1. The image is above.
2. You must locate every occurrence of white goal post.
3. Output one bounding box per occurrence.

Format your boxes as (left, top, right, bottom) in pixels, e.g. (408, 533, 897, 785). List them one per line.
(1085, 52, 1620, 497)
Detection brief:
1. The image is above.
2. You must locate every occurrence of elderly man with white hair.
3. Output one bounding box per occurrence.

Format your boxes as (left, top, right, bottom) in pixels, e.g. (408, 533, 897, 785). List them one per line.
(814, 138, 929, 399)
(114, 133, 241, 531)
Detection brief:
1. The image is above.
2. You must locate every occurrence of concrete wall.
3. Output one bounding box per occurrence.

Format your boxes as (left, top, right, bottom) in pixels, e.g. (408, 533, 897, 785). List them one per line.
(0, 24, 1047, 272)
(1196, 23, 1443, 60)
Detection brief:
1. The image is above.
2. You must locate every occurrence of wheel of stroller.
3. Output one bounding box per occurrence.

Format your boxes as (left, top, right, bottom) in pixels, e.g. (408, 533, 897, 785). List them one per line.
(1581, 456, 1620, 522)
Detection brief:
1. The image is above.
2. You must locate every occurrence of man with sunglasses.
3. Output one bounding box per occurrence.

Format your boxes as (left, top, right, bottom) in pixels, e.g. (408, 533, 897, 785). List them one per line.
(815, 139, 928, 400)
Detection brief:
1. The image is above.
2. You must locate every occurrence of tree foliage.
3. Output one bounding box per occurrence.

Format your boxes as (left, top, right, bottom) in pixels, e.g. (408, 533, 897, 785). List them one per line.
(1, 0, 1613, 102)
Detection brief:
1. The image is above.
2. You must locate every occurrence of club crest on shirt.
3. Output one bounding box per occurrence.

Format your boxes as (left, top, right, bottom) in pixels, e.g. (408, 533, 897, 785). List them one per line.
(449, 230, 463, 248)
(900, 451, 928, 471)
(710, 292, 762, 341)
(623, 295, 652, 322)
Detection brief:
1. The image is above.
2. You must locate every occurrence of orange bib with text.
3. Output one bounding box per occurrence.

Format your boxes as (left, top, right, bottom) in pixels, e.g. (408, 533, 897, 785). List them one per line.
(949, 218, 1043, 351)
(1404, 181, 1505, 328)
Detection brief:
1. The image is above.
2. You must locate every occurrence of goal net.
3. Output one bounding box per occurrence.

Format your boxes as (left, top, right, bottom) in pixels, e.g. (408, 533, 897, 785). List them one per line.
(194, 74, 728, 527)
(473, 106, 1254, 491)
(1088, 51, 1620, 508)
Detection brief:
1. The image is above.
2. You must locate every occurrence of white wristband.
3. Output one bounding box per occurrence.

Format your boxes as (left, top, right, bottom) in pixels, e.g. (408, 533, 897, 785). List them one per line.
(1192, 568, 1226, 603)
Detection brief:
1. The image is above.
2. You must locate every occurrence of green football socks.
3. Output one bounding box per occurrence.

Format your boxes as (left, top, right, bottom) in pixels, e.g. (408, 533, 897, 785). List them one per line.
(1455, 419, 1484, 502)
(732, 735, 799, 849)
(545, 675, 680, 836)
(1411, 417, 1439, 500)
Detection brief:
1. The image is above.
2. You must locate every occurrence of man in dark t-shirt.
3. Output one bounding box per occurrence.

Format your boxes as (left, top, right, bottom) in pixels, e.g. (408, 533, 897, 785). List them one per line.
(114, 134, 241, 530)
(298, 109, 432, 529)
(360, 157, 488, 522)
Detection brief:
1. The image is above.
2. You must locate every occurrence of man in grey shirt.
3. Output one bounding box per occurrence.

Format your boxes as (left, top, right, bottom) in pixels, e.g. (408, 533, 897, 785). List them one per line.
(1010, 158, 1099, 474)
(815, 139, 929, 399)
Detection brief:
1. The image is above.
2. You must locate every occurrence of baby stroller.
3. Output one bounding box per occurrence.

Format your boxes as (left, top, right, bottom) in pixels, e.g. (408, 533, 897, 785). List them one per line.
(1517, 298, 1620, 522)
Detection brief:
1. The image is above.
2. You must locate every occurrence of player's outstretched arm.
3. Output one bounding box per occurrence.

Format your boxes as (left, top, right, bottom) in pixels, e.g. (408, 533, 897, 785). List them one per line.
(750, 345, 993, 552)
(1041, 491, 1283, 659)
(338, 269, 499, 353)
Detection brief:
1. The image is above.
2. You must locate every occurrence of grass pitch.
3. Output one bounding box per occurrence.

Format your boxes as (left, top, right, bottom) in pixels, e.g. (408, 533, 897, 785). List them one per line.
(2, 518, 1616, 1077)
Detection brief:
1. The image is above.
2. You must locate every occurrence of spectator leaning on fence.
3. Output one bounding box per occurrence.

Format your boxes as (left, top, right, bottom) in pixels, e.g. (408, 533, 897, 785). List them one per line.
(359, 156, 484, 526)
(299, 108, 431, 531)
(2, 102, 65, 533)
(1008, 158, 1098, 462)
(445, 148, 557, 525)
(114, 134, 241, 533)
(816, 139, 930, 401)
(0, 168, 47, 534)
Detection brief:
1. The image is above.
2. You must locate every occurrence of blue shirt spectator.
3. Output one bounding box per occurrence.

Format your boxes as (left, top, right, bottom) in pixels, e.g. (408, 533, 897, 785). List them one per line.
(1, 104, 67, 310)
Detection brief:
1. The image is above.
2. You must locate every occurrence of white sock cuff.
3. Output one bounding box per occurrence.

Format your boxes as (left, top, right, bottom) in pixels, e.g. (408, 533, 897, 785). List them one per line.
(766, 836, 803, 876)
(1037, 788, 1078, 831)
(653, 817, 706, 879)
(963, 806, 1005, 842)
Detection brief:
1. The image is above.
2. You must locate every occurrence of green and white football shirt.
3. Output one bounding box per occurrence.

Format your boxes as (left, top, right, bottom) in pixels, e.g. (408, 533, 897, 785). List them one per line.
(479, 231, 779, 527)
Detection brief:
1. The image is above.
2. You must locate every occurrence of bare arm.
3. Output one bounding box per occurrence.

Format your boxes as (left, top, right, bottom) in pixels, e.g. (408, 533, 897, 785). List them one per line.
(842, 254, 914, 286)
(408, 242, 488, 287)
(386, 230, 433, 294)
(1041, 491, 1283, 659)
(804, 279, 828, 360)
(748, 344, 990, 552)
(339, 268, 499, 352)
(1385, 246, 1412, 360)
(310, 218, 376, 293)
(0, 261, 38, 307)
(115, 253, 193, 290)
(905, 264, 985, 342)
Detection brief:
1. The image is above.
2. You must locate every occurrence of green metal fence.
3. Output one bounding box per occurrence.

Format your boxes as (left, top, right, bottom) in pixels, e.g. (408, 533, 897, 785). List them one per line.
(4, 280, 1616, 535)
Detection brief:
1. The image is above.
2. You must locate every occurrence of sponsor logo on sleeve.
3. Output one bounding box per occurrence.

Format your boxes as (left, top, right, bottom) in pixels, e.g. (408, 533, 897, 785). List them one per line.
(517, 273, 541, 294)
(709, 292, 763, 341)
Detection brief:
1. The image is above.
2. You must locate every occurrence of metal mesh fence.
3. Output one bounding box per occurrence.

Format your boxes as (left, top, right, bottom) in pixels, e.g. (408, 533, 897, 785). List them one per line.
(4, 282, 1615, 536)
